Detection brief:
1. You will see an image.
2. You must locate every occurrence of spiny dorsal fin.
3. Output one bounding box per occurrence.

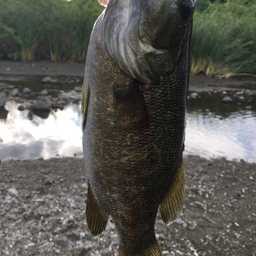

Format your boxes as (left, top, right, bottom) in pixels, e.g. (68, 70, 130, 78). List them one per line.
(159, 158, 185, 224)
(98, 0, 109, 7)
(81, 80, 90, 131)
(86, 183, 109, 236)
(119, 240, 161, 256)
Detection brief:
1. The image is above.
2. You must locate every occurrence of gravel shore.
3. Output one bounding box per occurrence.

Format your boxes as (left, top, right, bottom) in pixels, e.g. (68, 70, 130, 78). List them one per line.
(1, 155, 255, 256)
(1, 60, 256, 255)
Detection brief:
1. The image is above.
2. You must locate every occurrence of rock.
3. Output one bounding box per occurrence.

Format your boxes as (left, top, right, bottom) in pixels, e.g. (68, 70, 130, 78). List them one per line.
(15, 98, 24, 104)
(52, 102, 62, 109)
(222, 91, 228, 95)
(7, 188, 19, 197)
(238, 96, 245, 102)
(3, 89, 11, 97)
(23, 87, 31, 95)
(41, 89, 48, 96)
(74, 86, 82, 92)
(0, 92, 7, 109)
(11, 88, 20, 97)
(5, 68, 11, 71)
(33, 97, 52, 111)
(236, 91, 244, 96)
(41, 76, 59, 84)
(190, 92, 198, 99)
(44, 178, 54, 185)
(62, 216, 78, 229)
(18, 105, 25, 111)
(50, 79, 58, 84)
(222, 96, 233, 104)
(41, 76, 52, 83)
(57, 95, 70, 105)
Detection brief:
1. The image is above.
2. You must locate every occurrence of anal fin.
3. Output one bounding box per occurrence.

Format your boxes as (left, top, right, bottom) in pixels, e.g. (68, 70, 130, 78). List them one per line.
(86, 183, 109, 236)
(159, 159, 185, 224)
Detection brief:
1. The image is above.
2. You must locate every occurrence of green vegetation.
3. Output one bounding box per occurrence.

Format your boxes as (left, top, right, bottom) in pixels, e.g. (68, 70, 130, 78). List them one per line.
(0, 0, 255, 77)
(191, 0, 256, 77)
(0, 0, 103, 62)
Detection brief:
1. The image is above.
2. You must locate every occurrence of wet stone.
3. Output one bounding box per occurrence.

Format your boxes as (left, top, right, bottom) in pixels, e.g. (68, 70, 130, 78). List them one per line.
(75, 86, 82, 92)
(222, 96, 233, 103)
(41, 76, 52, 83)
(33, 97, 52, 111)
(11, 88, 20, 97)
(18, 105, 25, 111)
(190, 92, 198, 99)
(0, 92, 7, 109)
(22, 87, 31, 95)
(41, 89, 48, 96)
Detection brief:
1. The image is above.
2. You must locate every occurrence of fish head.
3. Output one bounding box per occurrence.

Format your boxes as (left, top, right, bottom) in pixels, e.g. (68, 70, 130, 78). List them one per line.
(102, 0, 195, 84)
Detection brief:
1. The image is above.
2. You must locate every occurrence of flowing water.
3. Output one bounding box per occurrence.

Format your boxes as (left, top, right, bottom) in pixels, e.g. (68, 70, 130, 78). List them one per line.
(0, 75, 256, 162)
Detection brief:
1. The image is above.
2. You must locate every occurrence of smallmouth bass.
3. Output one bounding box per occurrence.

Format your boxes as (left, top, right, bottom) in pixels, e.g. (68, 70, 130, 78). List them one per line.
(82, 0, 195, 255)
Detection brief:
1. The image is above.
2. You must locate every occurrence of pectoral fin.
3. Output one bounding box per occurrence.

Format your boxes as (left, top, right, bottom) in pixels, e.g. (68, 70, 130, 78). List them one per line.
(113, 80, 149, 128)
(86, 183, 109, 236)
(159, 159, 185, 224)
(82, 80, 90, 131)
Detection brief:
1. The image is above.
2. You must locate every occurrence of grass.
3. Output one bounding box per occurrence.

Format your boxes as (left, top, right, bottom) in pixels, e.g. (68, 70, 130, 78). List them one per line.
(0, 0, 255, 77)
(191, 0, 256, 77)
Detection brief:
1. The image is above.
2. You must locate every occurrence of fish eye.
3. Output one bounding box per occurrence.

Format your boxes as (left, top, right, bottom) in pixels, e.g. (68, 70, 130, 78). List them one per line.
(179, 0, 194, 21)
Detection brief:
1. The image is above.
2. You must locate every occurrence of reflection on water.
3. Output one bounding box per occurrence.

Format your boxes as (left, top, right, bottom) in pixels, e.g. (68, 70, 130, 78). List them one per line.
(0, 75, 256, 162)
(0, 101, 83, 159)
(186, 111, 256, 163)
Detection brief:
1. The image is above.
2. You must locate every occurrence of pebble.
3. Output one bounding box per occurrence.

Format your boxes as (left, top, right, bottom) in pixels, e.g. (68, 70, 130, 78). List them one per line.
(7, 188, 19, 197)
(41, 89, 48, 96)
(18, 105, 25, 111)
(190, 92, 198, 99)
(23, 87, 31, 95)
(176, 218, 183, 224)
(11, 88, 20, 97)
(222, 96, 233, 103)
(41, 76, 52, 83)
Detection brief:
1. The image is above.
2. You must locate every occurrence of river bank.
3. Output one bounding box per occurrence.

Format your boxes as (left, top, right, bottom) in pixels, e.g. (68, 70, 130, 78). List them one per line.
(1, 60, 256, 89)
(0, 155, 255, 256)
(0, 60, 256, 255)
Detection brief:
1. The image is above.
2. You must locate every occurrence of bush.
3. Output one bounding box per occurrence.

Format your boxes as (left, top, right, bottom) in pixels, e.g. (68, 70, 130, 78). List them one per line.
(191, 0, 256, 76)
(0, 0, 255, 77)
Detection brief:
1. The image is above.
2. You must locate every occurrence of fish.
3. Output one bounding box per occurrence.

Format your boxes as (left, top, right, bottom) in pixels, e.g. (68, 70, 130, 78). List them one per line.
(82, 0, 195, 255)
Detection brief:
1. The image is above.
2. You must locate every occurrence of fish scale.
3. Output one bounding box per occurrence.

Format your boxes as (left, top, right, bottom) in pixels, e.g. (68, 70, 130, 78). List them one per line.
(82, 0, 195, 255)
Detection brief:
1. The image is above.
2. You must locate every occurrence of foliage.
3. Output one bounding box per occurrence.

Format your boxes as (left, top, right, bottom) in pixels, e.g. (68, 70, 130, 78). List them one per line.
(0, 0, 255, 77)
(191, 0, 256, 77)
(0, 0, 103, 62)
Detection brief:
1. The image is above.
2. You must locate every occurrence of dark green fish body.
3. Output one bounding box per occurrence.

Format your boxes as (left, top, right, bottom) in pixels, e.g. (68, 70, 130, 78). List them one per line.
(82, 0, 195, 255)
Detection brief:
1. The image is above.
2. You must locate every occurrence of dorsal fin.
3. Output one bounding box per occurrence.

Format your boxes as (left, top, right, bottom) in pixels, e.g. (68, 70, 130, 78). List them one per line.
(98, 0, 109, 7)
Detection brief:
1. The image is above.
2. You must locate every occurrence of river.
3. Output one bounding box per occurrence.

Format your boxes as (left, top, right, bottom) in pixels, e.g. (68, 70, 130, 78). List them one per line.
(0, 75, 255, 163)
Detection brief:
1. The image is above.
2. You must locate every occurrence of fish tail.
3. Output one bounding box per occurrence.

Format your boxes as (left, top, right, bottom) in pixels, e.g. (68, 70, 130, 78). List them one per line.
(119, 240, 161, 256)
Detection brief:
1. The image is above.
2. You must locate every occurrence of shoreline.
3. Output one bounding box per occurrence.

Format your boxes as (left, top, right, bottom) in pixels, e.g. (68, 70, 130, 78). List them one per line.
(1, 60, 256, 255)
(0, 155, 255, 255)
(1, 60, 256, 91)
